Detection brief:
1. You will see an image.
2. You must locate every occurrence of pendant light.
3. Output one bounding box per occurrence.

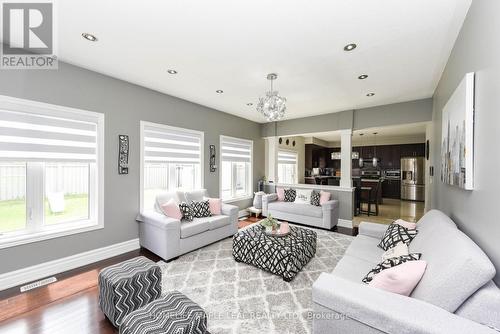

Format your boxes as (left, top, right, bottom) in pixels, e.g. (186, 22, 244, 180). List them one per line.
(358, 133, 364, 168)
(372, 132, 378, 167)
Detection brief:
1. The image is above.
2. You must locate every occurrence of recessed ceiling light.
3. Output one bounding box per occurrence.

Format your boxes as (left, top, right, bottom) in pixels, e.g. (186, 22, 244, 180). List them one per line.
(247, 103, 253, 106)
(358, 74, 368, 80)
(167, 69, 177, 74)
(344, 43, 357, 51)
(82, 33, 98, 42)
(366, 93, 375, 97)
(216, 90, 224, 94)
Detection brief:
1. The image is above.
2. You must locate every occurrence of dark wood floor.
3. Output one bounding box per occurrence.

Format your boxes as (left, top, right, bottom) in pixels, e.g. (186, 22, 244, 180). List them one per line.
(0, 217, 354, 333)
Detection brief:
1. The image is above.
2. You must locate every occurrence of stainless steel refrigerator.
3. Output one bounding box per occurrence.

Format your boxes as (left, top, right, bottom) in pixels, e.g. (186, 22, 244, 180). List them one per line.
(401, 157, 425, 201)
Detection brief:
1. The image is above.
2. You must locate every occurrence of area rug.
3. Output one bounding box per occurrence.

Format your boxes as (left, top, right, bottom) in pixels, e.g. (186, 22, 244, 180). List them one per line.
(157, 226, 353, 334)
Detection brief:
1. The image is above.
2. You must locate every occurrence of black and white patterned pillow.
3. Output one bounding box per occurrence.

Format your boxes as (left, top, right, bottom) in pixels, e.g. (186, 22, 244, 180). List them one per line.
(362, 253, 422, 284)
(191, 200, 212, 218)
(284, 189, 296, 202)
(310, 191, 321, 206)
(378, 222, 418, 251)
(178, 202, 193, 222)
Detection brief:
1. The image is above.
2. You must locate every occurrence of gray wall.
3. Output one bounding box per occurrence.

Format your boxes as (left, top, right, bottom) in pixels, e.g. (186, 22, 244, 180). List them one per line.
(353, 98, 433, 130)
(0, 61, 264, 274)
(261, 98, 432, 137)
(430, 0, 500, 284)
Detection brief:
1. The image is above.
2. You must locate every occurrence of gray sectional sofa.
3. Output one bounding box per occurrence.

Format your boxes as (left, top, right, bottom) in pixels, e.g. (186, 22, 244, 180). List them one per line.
(137, 189, 238, 261)
(262, 192, 339, 230)
(312, 210, 500, 334)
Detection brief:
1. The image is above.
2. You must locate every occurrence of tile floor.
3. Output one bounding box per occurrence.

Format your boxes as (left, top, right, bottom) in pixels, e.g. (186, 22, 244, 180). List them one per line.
(353, 198, 425, 227)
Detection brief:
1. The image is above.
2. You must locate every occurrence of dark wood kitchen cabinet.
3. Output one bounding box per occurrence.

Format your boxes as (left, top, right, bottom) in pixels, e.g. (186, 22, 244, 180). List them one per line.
(400, 143, 425, 158)
(382, 179, 401, 199)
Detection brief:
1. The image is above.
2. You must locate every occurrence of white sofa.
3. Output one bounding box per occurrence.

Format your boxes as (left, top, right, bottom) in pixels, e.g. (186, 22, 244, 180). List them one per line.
(312, 210, 500, 334)
(136, 189, 238, 261)
(262, 192, 339, 230)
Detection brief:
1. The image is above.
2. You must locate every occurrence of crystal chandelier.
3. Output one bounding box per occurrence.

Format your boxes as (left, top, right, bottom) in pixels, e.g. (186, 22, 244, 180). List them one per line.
(256, 73, 287, 121)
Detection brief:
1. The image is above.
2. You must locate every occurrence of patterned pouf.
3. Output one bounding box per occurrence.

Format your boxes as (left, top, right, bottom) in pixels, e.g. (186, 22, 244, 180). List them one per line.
(98, 256, 162, 327)
(233, 224, 317, 281)
(119, 291, 208, 334)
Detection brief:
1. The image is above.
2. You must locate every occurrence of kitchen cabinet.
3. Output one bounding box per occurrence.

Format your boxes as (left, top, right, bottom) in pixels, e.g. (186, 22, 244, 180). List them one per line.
(400, 144, 425, 158)
(382, 179, 401, 199)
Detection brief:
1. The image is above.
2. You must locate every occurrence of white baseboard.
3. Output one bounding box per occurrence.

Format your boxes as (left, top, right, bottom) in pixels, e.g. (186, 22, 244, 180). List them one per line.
(0, 238, 140, 291)
(238, 209, 249, 218)
(338, 219, 353, 229)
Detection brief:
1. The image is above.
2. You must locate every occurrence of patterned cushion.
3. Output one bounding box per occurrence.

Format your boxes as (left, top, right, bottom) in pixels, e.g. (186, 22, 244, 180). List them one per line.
(191, 200, 212, 218)
(378, 222, 418, 251)
(310, 191, 321, 206)
(119, 291, 207, 334)
(98, 256, 162, 327)
(179, 202, 193, 222)
(284, 188, 296, 202)
(362, 253, 422, 283)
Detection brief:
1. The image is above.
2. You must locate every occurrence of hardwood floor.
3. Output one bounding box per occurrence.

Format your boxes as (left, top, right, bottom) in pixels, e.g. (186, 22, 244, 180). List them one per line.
(0, 217, 354, 333)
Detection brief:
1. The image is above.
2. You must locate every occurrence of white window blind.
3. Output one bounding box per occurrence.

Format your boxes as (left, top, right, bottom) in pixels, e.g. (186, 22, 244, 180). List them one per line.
(143, 123, 202, 164)
(278, 150, 298, 165)
(221, 136, 252, 163)
(0, 109, 98, 162)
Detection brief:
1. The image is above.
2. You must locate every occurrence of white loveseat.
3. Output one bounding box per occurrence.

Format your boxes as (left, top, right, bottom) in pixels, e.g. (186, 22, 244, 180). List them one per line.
(262, 192, 339, 230)
(136, 189, 238, 261)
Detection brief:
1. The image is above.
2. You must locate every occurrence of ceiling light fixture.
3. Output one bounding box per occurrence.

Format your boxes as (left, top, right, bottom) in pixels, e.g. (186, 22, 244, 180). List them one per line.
(81, 33, 98, 42)
(358, 74, 368, 80)
(366, 93, 375, 97)
(167, 69, 177, 74)
(247, 103, 253, 106)
(344, 43, 357, 51)
(256, 73, 287, 122)
(216, 90, 224, 94)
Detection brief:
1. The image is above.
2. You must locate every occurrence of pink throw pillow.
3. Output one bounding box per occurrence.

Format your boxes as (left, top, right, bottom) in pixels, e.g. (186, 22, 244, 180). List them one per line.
(206, 197, 222, 215)
(319, 190, 331, 205)
(160, 199, 183, 220)
(276, 187, 285, 201)
(369, 260, 427, 296)
(395, 219, 417, 230)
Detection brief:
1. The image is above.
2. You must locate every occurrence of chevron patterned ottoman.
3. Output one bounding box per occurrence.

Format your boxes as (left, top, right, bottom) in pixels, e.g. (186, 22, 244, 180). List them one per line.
(98, 256, 162, 327)
(119, 291, 208, 334)
(233, 224, 317, 281)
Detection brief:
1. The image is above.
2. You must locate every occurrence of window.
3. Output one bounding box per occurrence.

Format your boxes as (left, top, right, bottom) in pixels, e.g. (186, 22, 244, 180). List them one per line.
(220, 136, 253, 201)
(0, 96, 104, 248)
(141, 122, 203, 210)
(278, 150, 298, 184)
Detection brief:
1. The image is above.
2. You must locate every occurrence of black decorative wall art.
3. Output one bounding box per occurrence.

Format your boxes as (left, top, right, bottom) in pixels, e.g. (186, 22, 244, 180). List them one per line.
(118, 135, 129, 174)
(210, 145, 217, 172)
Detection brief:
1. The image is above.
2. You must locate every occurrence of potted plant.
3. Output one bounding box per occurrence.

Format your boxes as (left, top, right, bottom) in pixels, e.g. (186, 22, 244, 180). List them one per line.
(260, 214, 279, 233)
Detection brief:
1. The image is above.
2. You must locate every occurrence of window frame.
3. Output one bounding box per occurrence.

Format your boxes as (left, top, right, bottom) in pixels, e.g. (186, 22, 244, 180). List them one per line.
(219, 135, 253, 203)
(0, 95, 105, 249)
(140, 121, 204, 212)
(277, 149, 299, 184)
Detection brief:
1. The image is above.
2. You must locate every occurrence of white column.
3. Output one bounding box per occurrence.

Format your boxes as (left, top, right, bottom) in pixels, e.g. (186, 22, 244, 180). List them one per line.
(265, 137, 279, 183)
(340, 129, 353, 188)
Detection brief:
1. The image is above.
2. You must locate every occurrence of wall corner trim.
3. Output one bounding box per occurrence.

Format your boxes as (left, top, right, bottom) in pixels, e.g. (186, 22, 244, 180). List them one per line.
(337, 219, 353, 229)
(0, 238, 140, 291)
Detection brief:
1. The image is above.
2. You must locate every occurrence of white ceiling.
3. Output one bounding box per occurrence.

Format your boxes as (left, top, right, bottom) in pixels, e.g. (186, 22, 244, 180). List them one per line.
(301, 122, 428, 143)
(55, 0, 470, 123)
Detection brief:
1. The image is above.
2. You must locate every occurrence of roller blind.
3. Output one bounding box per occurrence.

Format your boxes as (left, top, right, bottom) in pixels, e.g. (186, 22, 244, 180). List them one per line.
(0, 109, 98, 162)
(221, 136, 252, 163)
(143, 123, 202, 164)
(278, 150, 298, 165)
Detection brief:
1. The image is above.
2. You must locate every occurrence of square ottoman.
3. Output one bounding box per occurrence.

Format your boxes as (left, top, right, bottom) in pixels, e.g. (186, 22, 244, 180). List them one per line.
(233, 224, 317, 281)
(119, 291, 208, 334)
(98, 256, 162, 327)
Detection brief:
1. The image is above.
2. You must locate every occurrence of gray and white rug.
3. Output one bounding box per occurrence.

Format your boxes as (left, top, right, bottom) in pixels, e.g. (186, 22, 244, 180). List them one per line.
(158, 226, 353, 334)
